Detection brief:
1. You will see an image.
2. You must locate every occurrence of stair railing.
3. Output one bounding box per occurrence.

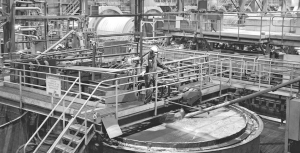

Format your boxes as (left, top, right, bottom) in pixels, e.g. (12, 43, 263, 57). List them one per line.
(23, 77, 80, 153)
(47, 79, 106, 152)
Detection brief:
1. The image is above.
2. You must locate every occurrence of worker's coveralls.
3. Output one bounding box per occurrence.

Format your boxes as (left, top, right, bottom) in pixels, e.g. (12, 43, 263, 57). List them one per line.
(143, 51, 168, 103)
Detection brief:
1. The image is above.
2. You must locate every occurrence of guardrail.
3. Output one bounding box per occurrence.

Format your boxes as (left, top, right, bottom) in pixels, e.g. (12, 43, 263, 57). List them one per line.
(155, 47, 300, 93)
(45, 54, 231, 152)
(160, 12, 300, 44)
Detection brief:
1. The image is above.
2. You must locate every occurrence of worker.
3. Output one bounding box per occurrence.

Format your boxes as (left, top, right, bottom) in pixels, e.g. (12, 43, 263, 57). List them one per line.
(270, 46, 281, 59)
(140, 46, 173, 104)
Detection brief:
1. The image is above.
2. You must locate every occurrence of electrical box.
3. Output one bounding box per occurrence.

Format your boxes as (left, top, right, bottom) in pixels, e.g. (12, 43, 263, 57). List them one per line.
(288, 98, 300, 141)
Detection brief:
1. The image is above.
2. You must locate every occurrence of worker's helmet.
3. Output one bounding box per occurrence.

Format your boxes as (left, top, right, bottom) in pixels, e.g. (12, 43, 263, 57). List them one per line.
(151, 45, 159, 53)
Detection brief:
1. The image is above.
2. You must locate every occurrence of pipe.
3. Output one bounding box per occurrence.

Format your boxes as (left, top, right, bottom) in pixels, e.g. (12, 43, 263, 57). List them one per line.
(185, 77, 300, 118)
(0, 7, 41, 12)
(15, 33, 39, 39)
(35, 30, 75, 59)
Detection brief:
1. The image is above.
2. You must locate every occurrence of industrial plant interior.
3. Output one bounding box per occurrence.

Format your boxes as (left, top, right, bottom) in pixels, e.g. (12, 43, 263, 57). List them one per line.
(2, 0, 300, 153)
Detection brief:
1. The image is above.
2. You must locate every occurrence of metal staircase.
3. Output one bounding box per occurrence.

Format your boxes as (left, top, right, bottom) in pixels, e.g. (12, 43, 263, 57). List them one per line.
(23, 77, 96, 153)
(64, 0, 80, 15)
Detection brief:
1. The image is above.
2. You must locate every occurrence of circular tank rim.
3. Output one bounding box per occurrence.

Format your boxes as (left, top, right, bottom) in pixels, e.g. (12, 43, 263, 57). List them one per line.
(0, 111, 28, 128)
(115, 106, 249, 149)
(102, 105, 264, 153)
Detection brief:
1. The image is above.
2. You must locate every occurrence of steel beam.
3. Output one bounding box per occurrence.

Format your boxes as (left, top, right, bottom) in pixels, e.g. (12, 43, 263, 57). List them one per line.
(185, 77, 300, 118)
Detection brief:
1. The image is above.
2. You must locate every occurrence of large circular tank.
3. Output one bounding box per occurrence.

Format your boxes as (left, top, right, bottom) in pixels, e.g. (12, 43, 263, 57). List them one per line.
(102, 105, 263, 153)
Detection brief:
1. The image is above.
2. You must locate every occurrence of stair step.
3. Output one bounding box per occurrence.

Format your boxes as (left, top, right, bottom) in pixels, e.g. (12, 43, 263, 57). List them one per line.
(55, 143, 74, 152)
(62, 134, 82, 143)
(69, 124, 87, 133)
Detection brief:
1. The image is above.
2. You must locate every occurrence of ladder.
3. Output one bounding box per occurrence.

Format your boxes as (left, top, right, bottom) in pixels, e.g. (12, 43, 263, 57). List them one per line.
(64, 0, 80, 15)
(23, 78, 96, 153)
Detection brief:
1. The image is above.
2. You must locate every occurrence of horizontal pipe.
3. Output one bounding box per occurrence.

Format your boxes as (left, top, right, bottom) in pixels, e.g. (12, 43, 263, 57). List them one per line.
(96, 32, 141, 37)
(36, 30, 75, 59)
(185, 77, 300, 118)
(143, 36, 172, 40)
(11, 15, 82, 20)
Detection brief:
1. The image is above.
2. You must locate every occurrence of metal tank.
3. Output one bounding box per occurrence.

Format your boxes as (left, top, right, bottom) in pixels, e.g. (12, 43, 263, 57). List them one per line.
(102, 105, 264, 153)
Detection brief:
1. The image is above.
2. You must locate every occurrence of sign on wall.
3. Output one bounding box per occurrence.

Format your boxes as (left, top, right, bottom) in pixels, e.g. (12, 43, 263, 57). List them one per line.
(46, 74, 61, 97)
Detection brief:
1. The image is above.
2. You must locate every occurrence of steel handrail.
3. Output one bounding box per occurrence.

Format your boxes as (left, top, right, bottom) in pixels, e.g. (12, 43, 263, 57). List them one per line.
(23, 77, 79, 153)
(32, 93, 81, 153)
(271, 16, 300, 28)
(46, 77, 106, 152)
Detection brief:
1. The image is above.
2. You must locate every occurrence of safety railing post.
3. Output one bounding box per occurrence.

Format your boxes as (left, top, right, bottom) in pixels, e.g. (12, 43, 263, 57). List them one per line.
(268, 60, 271, 85)
(23, 65, 26, 87)
(258, 62, 261, 90)
(200, 63, 203, 90)
(238, 15, 240, 41)
(85, 110, 87, 145)
(281, 17, 284, 45)
(219, 60, 222, 98)
(229, 58, 232, 84)
(78, 71, 81, 98)
(19, 70, 22, 109)
(193, 53, 196, 75)
(63, 98, 65, 129)
(167, 14, 170, 33)
(115, 80, 118, 120)
(177, 61, 180, 80)
(208, 55, 211, 82)
(154, 73, 158, 116)
(240, 60, 243, 80)
(219, 15, 221, 39)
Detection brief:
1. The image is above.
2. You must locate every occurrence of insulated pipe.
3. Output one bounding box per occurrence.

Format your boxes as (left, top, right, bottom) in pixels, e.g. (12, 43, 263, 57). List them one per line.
(0, 7, 41, 13)
(35, 30, 75, 59)
(185, 77, 300, 118)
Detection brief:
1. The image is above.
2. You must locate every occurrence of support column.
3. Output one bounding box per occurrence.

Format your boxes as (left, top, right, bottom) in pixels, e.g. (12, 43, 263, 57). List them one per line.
(138, 0, 144, 67)
(9, 1, 16, 59)
(2, 0, 13, 56)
